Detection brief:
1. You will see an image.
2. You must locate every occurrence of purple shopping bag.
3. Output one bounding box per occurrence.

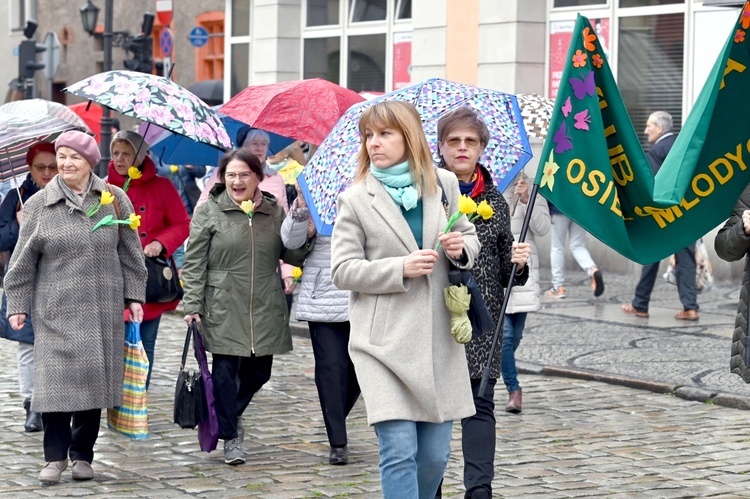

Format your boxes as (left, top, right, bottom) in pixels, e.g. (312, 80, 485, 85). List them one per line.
(191, 321, 219, 452)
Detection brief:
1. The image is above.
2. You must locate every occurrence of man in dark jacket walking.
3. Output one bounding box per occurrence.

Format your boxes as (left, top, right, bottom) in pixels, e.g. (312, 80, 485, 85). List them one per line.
(621, 111, 699, 321)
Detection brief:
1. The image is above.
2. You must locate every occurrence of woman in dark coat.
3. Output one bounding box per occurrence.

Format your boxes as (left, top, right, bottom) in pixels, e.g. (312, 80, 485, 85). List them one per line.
(5, 130, 146, 484)
(436, 107, 530, 499)
(715, 183, 750, 382)
(0, 141, 56, 433)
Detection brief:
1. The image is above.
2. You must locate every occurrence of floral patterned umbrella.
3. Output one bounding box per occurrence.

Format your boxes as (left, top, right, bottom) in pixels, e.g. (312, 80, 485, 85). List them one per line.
(298, 78, 533, 236)
(65, 71, 231, 150)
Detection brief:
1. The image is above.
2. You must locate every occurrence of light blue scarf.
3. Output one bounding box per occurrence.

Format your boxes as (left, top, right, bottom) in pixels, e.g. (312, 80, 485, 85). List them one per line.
(370, 161, 419, 211)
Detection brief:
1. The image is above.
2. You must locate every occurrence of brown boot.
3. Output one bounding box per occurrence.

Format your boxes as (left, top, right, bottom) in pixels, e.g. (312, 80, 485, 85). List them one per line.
(505, 388, 522, 414)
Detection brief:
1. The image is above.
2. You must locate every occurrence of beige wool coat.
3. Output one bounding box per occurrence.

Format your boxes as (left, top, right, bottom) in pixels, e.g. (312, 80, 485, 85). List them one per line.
(331, 169, 479, 425)
(4, 174, 146, 413)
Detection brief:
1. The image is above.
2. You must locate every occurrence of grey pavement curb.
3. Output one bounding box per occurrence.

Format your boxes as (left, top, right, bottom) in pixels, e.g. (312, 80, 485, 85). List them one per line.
(518, 361, 750, 410)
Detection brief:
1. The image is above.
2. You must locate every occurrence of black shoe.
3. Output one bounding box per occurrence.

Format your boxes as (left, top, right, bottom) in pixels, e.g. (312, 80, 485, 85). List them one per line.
(23, 398, 42, 432)
(465, 488, 491, 499)
(329, 445, 348, 465)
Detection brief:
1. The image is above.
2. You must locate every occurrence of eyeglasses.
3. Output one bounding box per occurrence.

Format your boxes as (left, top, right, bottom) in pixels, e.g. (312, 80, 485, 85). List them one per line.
(445, 136, 480, 148)
(32, 164, 58, 172)
(225, 172, 254, 181)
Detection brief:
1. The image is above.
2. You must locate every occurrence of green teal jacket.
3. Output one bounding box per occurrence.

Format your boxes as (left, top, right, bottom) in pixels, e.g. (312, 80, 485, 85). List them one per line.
(182, 184, 312, 357)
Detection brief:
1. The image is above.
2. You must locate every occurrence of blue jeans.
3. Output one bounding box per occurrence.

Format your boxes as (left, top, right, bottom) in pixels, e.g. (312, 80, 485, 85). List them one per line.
(501, 313, 526, 393)
(136, 316, 161, 390)
(374, 420, 453, 499)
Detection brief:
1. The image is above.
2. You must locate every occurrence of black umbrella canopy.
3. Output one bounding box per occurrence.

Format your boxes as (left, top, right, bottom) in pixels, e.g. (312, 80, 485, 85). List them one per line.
(188, 80, 224, 106)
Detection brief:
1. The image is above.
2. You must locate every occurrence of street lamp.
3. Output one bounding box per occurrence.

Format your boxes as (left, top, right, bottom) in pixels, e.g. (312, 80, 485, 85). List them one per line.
(79, 0, 113, 177)
(79, 1, 99, 35)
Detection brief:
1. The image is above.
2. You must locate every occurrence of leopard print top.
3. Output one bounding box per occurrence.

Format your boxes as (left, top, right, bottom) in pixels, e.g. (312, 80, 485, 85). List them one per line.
(463, 166, 528, 379)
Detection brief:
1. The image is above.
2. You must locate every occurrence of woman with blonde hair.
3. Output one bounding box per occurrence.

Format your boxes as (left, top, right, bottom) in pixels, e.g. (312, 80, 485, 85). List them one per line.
(332, 101, 527, 498)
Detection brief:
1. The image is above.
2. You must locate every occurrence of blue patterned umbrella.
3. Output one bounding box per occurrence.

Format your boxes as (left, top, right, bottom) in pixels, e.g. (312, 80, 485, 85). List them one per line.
(298, 78, 533, 236)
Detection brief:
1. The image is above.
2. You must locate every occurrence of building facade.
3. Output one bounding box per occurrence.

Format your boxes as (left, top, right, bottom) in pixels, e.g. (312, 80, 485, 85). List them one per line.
(17, 0, 224, 105)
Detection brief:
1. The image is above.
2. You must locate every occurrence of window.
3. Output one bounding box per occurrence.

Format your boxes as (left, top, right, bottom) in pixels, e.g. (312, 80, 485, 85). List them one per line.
(618, 14, 684, 148)
(232, 0, 250, 36)
(395, 0, 411, 20)
(308, 0, 340, 26)
(303, 37, 341, 82)
(620, 0, 683, 6)
(10, 0, 25, 31)
(230, 43, 249, 97)
(196, 12, 225, 81)
(348, 34, 386, 91)
(553, 0, 606, 7)
(350, 0, 387, 22)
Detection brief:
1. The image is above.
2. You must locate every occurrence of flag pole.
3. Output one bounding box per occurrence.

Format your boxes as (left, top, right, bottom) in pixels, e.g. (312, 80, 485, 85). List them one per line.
(478, 182, 540, 399)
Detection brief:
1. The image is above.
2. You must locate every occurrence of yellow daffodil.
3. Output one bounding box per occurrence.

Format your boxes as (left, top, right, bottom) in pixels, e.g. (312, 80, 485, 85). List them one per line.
(170, 165, 179, 174)
(291, 267, 303, 282)
(240, 200, 255, 215)
(128, 213, 141, 230)
(475, 200, 494, 220)
(101, 191, 115, 205)
(458, 195, 478, 216)
(240, 200, 255, 226)
(87, 190, 116, 217)
(122, 166, 143, 193)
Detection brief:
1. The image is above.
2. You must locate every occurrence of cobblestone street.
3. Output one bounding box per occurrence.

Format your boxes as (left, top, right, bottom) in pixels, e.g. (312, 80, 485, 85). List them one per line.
(2, 267, 750, 498)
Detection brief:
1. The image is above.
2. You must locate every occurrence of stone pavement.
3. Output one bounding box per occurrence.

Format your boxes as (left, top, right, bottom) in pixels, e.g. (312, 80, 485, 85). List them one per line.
(2, 270, 750, 497)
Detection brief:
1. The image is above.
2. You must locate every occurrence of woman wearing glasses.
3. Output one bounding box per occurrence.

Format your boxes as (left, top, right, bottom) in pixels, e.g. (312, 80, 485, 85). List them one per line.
(0, 141, 57, 434)
(182, 148, 312, 465)
(436, 107, 530, 499)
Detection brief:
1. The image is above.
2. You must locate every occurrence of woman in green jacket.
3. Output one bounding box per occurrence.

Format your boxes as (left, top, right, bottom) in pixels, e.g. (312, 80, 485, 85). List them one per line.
(182, 148, 311, 466)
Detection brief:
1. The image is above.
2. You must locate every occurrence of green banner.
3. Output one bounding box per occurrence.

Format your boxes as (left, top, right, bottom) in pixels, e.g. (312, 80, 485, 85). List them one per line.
(535, 5, 750, 264)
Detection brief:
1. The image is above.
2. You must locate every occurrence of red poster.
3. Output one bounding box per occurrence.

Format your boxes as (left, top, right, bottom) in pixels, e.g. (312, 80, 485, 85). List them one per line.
(549, 18, 609, 100)
(393, 32, 412, 90)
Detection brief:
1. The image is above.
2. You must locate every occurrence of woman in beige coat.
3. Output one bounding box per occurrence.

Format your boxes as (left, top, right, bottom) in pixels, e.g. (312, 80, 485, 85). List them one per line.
(331, 101, 478, 498)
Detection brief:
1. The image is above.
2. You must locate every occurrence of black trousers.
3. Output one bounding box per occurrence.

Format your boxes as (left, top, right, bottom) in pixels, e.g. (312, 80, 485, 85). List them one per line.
(309, 321, 360, 447)
(461, 378, 497, 497)
(212, 353, 273, 440)
(42, 409, 102, 463)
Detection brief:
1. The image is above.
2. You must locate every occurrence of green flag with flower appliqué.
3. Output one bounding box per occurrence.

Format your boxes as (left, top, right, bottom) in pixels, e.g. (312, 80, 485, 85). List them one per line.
(535, 6, 750, 265)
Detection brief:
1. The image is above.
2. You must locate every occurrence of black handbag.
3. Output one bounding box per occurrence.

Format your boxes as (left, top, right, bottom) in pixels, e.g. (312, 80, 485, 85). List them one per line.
(173, 323, 207, 429)
(145, 256, 184, 303)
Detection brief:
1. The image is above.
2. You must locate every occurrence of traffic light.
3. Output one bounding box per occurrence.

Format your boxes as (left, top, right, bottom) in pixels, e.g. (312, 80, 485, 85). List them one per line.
(18, 40, 45, 79)
(123, 35, 153, 74)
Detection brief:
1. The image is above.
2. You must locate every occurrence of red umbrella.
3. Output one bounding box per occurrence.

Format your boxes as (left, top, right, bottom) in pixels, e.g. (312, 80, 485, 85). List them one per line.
(219, 79, 365, 145)
(68, 101, 103, 143)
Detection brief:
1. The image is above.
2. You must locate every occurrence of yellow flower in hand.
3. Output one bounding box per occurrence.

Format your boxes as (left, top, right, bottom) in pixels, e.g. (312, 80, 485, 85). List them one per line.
(291, 267, 303, 281)
(127, 166, 143, 180)
(128, 213, 141, 230)
(458, 195, 478, 216)
(476, 200, 494, 220)
(170, 165, 179, 174)
(101, 191, 115, 205)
